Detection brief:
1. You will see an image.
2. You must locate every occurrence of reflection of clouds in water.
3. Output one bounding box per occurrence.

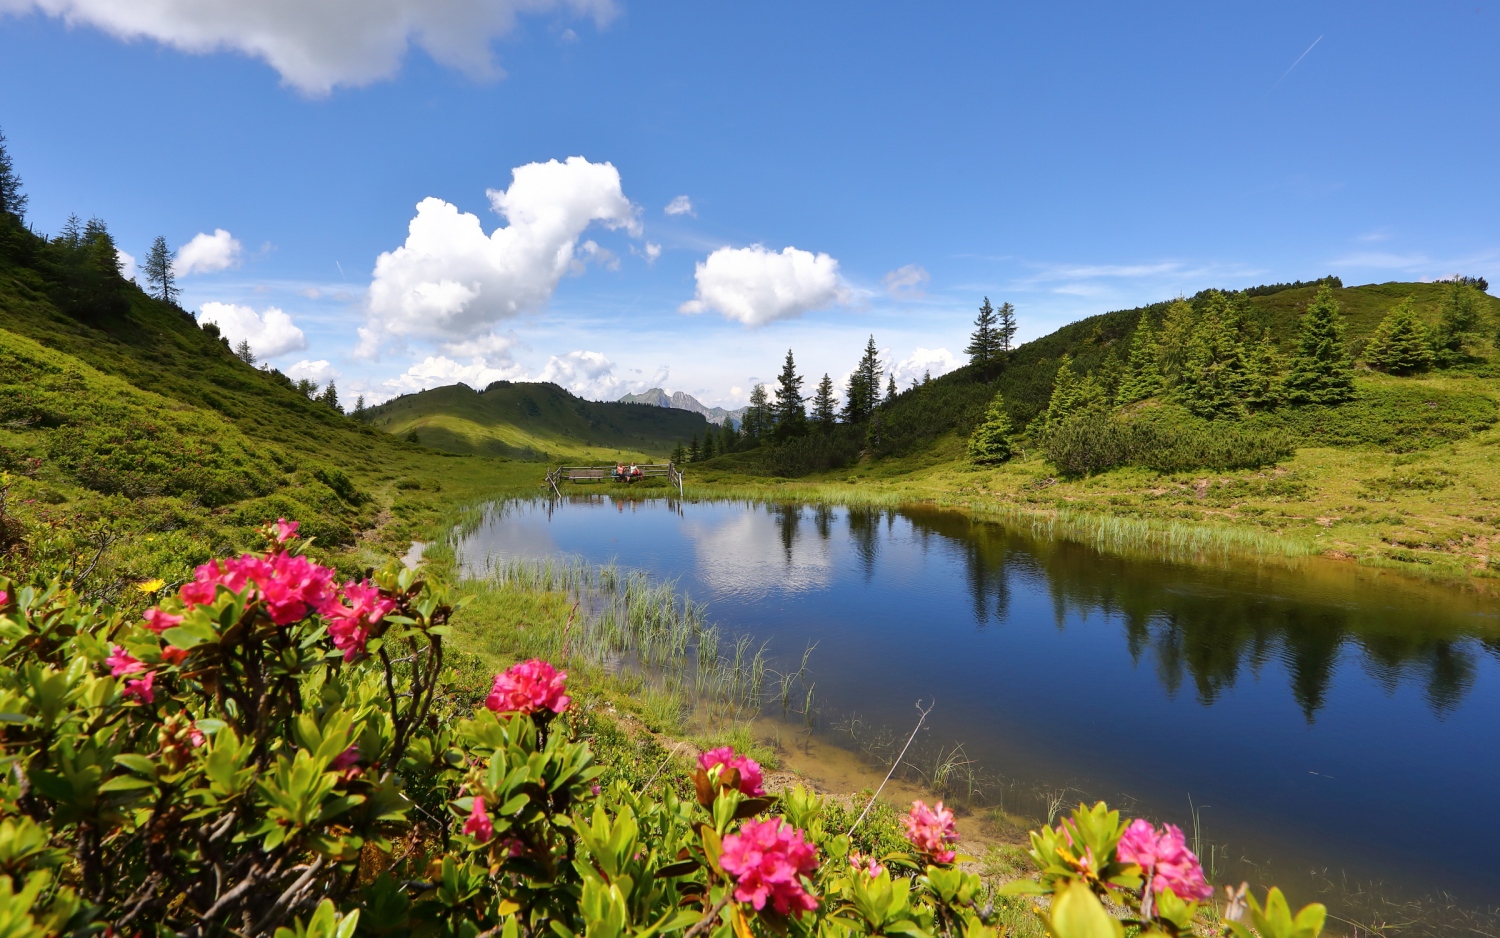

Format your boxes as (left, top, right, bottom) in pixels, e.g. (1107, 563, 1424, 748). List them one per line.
(455, 503, 560, 574)
(682, 506, 833, 599)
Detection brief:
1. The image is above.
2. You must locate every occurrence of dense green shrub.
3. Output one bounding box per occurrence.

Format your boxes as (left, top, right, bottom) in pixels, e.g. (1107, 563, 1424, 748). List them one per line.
(762, 431, 863, 477)
(966, 394, 1016, 464)
(1043, 408, 1292, 478)
(1249, 385, 1496, 452)
(1044, 411, 1132, 477)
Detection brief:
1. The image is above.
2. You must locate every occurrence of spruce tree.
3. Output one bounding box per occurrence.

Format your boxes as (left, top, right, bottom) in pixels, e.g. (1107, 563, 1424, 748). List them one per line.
(58, 214, 82, 247)
(1366, 299, 1435, 375)
(965, 298, 1001, 368)
(842, 336, 882, 423)
(235, 339, 257, 364)
(812, 373, 837, 430)
(772, 349, 808, 439)
(742, 384, 772, 442)
(1434, 281, 1483, 361)
(143, 236, 179, 305)
(1041, 356, 1106, 434)
(296, 378, 318, 398)
(1173, 301, 1251, 419)
(353, 394, 367, 417)
(722, 421, 740, 452)
(1156, 299, 1197, 380)
(885, 374, 897, 404)
(670, 440, 686, 464)
(1116, 312, 1164, 403)
(688, 434, 701, 462)
(1244, 327, 1284, 409)
(966, 393, 1015, 464)
(997, 301, 1018, 353)
(1282, 284, 1354, 405)
(0, 126, 25, 219)
(319, 381, 341, 413)
(84, 219, 122, 282)
(701, 430, 716, 459)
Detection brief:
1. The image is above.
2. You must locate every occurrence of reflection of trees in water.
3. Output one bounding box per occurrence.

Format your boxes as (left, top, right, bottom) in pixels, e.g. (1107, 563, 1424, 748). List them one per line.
(847, 508, 881, 581)
(769, 503, 801, 563)
(897, 508, 1495, 721)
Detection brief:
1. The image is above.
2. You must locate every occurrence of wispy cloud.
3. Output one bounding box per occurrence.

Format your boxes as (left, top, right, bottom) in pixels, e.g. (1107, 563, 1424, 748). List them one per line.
(1274, 35, 1323, 87)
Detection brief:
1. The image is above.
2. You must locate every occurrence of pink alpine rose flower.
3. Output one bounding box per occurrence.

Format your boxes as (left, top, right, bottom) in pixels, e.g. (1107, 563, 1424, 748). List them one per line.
(848, 852, 885, 878)
(122, 671, 155, 704)
(142, 608, 183, 634)
(698, 746, 767, 797)
(275, 518, 300, 543)
(486, 659, 571, 715)
(323, 580, 397, 661)
(903, 800, 959, 864)
(719, 818, 819, 917)
(1116, 820, 1212, 901)
(463, 798, 494, 844)
(106, 645, 147, 677)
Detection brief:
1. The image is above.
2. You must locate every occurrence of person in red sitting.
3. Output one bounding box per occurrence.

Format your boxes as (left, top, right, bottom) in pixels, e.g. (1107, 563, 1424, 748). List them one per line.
(630, 463, 643, 481)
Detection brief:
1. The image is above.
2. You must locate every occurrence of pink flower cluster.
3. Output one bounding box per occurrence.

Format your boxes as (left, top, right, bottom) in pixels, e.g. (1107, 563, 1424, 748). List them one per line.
(719, 818, 819, 917)
(107, 645, 156, 703)
(698, 747, 766, 797)
(485, 659, 571, 716)
(1115, 820, 1213, 901)
(903, 800, 959, 864)
(179, 552, 337, 626)
(322, 580, 397, 661)
(848, 852, 884, 878)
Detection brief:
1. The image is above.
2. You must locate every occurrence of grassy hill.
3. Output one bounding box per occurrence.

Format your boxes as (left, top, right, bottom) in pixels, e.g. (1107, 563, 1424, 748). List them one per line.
(0, 212, 532, 597)
(362, 380, 712, 460)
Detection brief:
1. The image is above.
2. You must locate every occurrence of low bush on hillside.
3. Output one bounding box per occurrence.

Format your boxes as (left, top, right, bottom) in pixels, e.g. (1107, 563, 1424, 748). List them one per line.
(1248, 385, 1496, 452)
(0, 521, 1326, 938)
(1044, 407, 1293, 478)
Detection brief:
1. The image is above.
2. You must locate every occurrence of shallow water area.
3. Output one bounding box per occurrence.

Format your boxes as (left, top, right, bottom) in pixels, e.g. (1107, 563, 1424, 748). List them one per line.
(457, 495, 1500, 910)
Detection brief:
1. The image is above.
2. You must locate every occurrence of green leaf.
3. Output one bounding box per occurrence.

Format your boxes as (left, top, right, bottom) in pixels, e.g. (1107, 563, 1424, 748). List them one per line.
(114, 754, 157, 777)
(99, 776, 157, 793)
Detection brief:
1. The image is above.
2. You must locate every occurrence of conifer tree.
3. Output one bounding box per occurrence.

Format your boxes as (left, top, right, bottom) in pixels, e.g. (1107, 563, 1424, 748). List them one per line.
(966, 393, 1015, 464)
(1041, 356, 1106, 434)
(235, 339, 257, 364)
(353, 394, 367, 417)
(688, 434, 701, 462)
(0, 127, 25, 219)
(1366, 299, 1435, 375)
(922, 369, 932, 384)
(965, 298, 1001, 368)
(58, 214, 82, 247)
(84, 219, 122, 282)
(722, 421, 740, 452)
(1156, 299, 1197, 380)
(670, 440, 686, 464)
(1434, 281, 1483, 361)
(772, 349, 808, 439)
(812, 373, 837, 430)
(742, 384, 772, 442)
(319, 381, 341, 413)
(842, 336, 882, 423)
(701, 430, 716, 459)
(1244, 327, 1284, 409)
(1282, 284, 1355, 405)
(997, 301, 1018, 353)
(143, 236, 179, 305)
(885, 373, 897, 404)
(296, 378, 318, 398)
(1173, 301, 1251, 419)
(1116, 312, 1164, 403)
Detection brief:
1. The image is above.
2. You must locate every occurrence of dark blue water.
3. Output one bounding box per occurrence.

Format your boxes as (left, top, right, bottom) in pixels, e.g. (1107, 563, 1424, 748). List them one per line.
(457, 496, 1500, 907)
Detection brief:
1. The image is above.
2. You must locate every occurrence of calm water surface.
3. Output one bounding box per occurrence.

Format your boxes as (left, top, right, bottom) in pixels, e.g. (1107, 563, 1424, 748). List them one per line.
(457, 496, 1500, 906)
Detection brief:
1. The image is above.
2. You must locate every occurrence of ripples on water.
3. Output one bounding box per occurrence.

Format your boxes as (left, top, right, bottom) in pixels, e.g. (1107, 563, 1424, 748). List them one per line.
(457, 496, 1500, 910)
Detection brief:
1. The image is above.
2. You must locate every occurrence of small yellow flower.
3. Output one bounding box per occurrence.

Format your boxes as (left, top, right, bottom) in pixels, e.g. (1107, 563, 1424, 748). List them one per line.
(136, 578, 166, 594)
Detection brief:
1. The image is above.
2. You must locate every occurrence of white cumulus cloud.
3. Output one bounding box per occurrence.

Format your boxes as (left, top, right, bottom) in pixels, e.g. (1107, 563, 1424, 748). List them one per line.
(890, 347, 959, 387)
(537, 350, 620, 400)
(115, 248, 136, 281)
(0, 0, 617, 95)
(175, 229, 242, 276)
(287, 359, 340, 385)
(380, 355, 522, 397)
(199, 301, 308, 358)
(664, 195, 694, 217)
(679, 244, 850, 327)
(364, 156, 638, 354)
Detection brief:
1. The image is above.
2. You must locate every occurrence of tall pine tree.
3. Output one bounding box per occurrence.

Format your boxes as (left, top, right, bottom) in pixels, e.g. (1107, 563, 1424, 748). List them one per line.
(842, 336, 882, 423)
(812, 373, 837, 430)
(1041, 356, 1107, 434)
(1156, 299, 1197, 380)
(965, 297, 1001, 368)
(997, 301, 1018, 353)
(885, 374, 897, 404)
(742, 384, 773, 442)
(1282, 284, 1354, 405)
(1116, 312, 1164, 403)
(1366, 299, 1435, 375)
(772, 349, 808, 439)
(1434, 281, 1483, 361)
(1243, 327, 1284, 409)
(0, 126, 25, 220)
(143, 236, 179, 305)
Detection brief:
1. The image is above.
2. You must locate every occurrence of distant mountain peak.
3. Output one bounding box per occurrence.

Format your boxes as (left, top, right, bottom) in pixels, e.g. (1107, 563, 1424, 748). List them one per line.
(619, 387, 746, 427)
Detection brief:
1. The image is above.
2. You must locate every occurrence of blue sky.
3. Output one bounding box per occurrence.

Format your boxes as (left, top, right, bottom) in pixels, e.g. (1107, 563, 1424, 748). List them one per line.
(2, 1, 1497, 406)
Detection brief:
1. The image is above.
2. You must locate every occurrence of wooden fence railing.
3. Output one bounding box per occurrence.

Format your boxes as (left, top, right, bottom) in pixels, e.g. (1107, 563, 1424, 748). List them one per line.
(544, 463, 683, 497)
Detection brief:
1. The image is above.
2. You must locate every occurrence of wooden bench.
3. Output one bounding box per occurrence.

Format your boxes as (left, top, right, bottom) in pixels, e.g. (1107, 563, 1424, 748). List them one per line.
(546, 463, 684, 496)
(565, 469, 608, 482)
